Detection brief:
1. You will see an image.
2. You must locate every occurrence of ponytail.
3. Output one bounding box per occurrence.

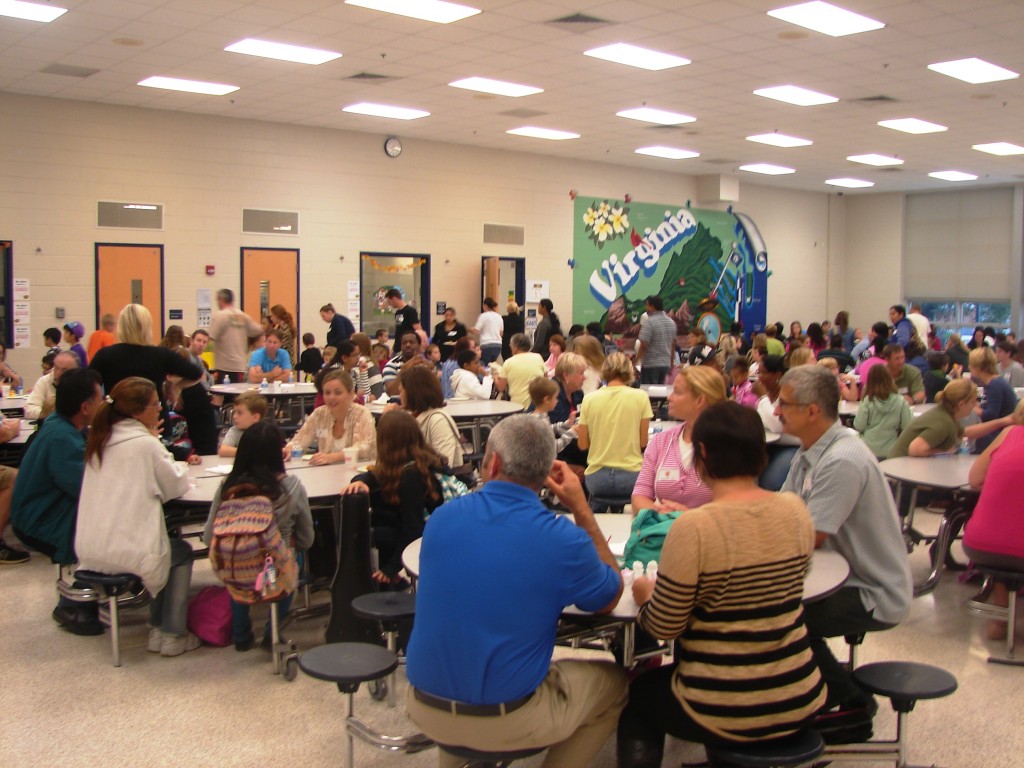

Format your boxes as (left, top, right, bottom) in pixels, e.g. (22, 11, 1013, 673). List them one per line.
(85, 376, 157, 466)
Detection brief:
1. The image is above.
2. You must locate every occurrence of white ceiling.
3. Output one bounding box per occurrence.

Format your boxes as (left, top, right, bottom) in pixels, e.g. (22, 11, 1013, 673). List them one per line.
(4, 0, 1024, 193)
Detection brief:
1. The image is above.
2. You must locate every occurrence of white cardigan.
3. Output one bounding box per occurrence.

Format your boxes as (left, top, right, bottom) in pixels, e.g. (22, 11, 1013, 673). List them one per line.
(75, 420, 189, 595)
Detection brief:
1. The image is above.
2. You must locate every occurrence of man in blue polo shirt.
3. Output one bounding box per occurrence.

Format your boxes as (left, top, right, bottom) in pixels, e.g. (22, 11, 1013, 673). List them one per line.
(247, 329, 292, 383)
(406, 414, 626, 767)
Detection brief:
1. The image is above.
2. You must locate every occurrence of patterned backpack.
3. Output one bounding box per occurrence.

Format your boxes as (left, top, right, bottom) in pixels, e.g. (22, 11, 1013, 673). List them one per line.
(208, 495, 297, 604)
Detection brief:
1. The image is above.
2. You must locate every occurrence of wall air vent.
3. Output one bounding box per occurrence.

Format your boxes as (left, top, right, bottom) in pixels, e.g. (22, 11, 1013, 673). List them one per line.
(242, 209, 299, 236)
(41, 64, 100, 78)
(97, 201, 163, 230)
(483, 223, 525, 246)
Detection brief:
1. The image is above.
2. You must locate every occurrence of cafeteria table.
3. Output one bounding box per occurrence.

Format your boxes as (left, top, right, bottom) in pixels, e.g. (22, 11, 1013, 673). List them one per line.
(0, 395, 27, 416)
(879, 454, 977, 595)
(210, 381, 317, 425)
(367, 398, 523, 453)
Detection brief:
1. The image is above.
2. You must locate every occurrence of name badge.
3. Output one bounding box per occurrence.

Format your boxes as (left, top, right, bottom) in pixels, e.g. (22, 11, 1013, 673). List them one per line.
(803, 475, 813, 495)
(657, 467, 680, 483)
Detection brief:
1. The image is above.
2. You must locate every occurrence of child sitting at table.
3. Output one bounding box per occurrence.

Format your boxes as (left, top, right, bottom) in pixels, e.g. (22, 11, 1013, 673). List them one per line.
(205, 421, 313, 651)
(924, 351, 951, 403)
(450, 349, 494, 400)
(424, 343, 443, 374)
(218, 392, 268, 457)
(854, 364, 913, 460)
(729, 357, 758, 408)
(529, 377, 577, 452)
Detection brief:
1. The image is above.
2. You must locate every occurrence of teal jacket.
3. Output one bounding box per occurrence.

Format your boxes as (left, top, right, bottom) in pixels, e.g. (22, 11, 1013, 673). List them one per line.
(11, 414, 86, 564)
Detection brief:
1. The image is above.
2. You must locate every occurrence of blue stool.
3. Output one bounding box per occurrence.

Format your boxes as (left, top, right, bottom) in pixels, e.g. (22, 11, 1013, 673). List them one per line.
(299, 643, 433, 768)
(705, 729, 824, 767)
(73, 570, 144, 667)
(437, 744, 545, 768)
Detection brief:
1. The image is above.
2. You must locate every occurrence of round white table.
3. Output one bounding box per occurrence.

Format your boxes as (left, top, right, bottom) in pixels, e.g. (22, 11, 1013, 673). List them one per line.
(367, 399, 523, 453)
(179, 462, 361, 504)
(185, 453, 363, 479)
(210, 382, 317, 398)
(0, 395, 27, 415)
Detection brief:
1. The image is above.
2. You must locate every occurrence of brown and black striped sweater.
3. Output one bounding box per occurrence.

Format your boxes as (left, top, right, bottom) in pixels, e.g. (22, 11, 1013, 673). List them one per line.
(637, 491, 827, 742)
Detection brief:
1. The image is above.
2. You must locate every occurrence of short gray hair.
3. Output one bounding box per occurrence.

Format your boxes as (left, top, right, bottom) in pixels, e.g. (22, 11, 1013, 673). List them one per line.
(510, 333, 532, 352)
(781, 365, 839, 421)
(484, 414, 555, 490)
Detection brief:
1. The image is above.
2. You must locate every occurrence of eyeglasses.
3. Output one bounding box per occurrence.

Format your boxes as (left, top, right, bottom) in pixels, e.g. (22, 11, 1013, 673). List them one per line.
(776, 398, 810, 409)
(146, 401, 162, 409)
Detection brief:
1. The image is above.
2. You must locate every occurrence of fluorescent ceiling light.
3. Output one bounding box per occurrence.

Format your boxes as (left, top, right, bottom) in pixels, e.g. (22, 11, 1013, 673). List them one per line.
(584, 43, 689, 71)
(739, 163, 795, 175)
(877, 118, 946, 134)
(342, 102, 429, 120)
(506, 126, 579, 141)
(847, 153, 903, 166)
(225, 39, 342, 65)
(973, 142, 1024, 156)
(929, 171, 978, 182)
(826, 177, 874, 188)
(0, 0, 67, 22)
(138, 76, 239, 95)
(344, 0, 480, 24)
(635, 146, 699, 160)
(754, 85, 837, 106)
(746, 132, 812, 148)
(449, 77, 542, 97)
(928, 57, 1018, 84)
(767, 1, 884, 37)
(617, 107, 695, 125)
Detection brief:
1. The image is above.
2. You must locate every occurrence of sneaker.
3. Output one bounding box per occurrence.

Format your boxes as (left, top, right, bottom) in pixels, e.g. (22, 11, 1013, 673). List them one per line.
(147, 627, 163, 653)
(51, 605, 105, 636)
(160, 632, 201, 657)
(235, 633, 255, 652)
(0, 542, 29, 565)
(813, 697, 877, 745)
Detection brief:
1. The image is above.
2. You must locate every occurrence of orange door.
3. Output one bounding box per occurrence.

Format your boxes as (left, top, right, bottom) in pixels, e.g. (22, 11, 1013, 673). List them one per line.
(95, 243, 163, 343)
(240, 248, 299, 330)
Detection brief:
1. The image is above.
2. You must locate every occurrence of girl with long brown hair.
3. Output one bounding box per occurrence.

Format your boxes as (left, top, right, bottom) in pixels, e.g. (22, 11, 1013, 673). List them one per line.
(342, 410, 444, 585)
(269, 304, 297, 364)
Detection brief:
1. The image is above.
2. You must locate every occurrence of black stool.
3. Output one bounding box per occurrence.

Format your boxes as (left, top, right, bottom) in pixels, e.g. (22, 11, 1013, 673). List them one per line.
(823, 661, 957, 768)
(967, 565, 1024, 666)
(73, 570, 143, 667)
(438, 744, 544, 768)
(299, 643, 433, 768)
(843, 632, 866, 672)
(351, 591, 416, 707)
(705, 729, 824, 768)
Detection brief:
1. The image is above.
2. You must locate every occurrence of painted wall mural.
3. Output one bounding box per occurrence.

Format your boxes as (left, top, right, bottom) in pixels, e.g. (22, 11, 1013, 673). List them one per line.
(572, 197, 769, 344)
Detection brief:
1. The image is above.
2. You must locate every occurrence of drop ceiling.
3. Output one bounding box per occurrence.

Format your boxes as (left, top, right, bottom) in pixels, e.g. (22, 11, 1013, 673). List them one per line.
(3, 0, 1024, 194)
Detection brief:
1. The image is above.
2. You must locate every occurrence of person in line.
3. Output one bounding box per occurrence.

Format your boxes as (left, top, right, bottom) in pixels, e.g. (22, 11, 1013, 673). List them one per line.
(431, 306, 467, 362)
(577, 352, 652, 511)
(501, 300, 524, 362)
(963, 400, 1024, 640)
(11, 370, 104, 626)
(74, 377, 197, 656)
(87, 313, 117, 361)
(405, 415, 627, 768)
(343, 410, 444, 586)
(321, 303, 355, 348)
(297, 333, 324, 382)
(473, 297, 505, 365)
(63, 321, 88, 367)
(530, 298, 561, 356)
(25, 351, 78, 420)
(385, 289, 426, 347)
(617, 402, 826, 767)
(43, 327, 62, 353)
(888, 304, 914, 349)
(218, 391, 268, 457)
(853, 364, 912, 460)
(205, 420, 313, 651)
(247, 329, 292, 383)
(287, 369, 375, 465)
(968, 346, 1019, 454)
(631, 366, 725, 514)
(382, 331, 428, 396)
(636, 294, 676, 385)
(502, 332, 546, 407)
(209, 289, 264, 382)
(778, 365, 911, 739)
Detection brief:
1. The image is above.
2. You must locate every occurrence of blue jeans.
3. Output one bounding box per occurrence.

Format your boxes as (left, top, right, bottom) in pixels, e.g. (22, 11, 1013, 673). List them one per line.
(149, 538, 194, 637)
(480, 344, 502, 365)
(586, 468, 640, 513)
(759, 445, 798, 491)
(231, 592, 294, 644)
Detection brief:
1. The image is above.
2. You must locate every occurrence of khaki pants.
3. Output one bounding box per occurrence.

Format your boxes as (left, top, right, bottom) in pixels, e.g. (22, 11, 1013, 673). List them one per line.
(406, 660, 628, 768)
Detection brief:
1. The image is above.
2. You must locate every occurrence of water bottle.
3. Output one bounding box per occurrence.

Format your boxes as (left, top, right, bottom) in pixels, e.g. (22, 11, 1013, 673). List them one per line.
(287, 370, 294, 384)
(15, 384, 22, 396)
(260, 377, 268, 391)
(957, 437, 970, 455)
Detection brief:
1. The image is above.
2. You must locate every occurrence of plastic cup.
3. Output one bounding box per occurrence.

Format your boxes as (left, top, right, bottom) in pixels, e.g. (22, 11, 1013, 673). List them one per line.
(343, 446, 360, 464)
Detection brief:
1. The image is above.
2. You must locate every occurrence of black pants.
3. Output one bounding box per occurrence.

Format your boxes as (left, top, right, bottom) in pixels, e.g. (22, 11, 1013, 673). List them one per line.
(802, 587, 894, 707)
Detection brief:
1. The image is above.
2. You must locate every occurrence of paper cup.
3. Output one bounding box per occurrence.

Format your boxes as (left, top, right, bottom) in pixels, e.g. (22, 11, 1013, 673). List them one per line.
(343, 446, 360, 464)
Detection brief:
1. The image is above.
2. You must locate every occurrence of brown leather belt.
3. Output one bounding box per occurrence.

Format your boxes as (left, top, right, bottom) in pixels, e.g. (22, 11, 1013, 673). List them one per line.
(412, 687, 534, 717)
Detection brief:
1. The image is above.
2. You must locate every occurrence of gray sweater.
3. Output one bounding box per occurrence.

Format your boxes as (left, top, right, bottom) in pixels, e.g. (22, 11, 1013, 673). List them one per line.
(204, 474, 314, 551)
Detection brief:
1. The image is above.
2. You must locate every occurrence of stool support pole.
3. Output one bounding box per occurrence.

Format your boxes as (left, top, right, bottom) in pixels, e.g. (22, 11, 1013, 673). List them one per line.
(108, 593, 121, 668)
(385, 629, 398, 708)
(341, 693, 354, 768)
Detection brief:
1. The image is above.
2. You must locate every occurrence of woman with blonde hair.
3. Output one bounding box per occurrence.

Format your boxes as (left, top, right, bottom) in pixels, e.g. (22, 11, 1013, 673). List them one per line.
(288, 369, 376, 465)
(269, 304, 297, 365)
(75, 377, 196, 656)
(632, 366, 727, 513)
(786, 346, 815, 369)
(577, 352, 653, 511)
(968, 346, 1019, 453)
(571, 333, 607, 394)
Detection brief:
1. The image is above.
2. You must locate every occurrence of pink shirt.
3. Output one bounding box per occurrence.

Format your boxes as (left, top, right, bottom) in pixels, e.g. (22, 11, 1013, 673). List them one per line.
(632, 423, 713, 509)
(964, 426, 1024, 559)
(732, 379, 759, 409)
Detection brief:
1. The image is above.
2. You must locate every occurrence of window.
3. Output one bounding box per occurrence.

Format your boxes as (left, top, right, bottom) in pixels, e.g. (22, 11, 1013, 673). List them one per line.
(911, 299, 1012, 343)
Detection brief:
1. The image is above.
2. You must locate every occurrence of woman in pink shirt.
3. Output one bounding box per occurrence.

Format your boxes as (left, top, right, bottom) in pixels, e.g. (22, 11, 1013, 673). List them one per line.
(545, 334, 565, 378)
(631, 366, 727, 513)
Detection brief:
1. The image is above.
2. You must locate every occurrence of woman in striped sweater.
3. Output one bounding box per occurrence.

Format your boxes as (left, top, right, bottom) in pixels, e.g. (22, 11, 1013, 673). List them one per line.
(618, 402, 826, 767)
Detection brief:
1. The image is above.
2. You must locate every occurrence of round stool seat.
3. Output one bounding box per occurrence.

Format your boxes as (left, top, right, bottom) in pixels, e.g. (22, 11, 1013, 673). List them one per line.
(439, 744, 545, 763)
(299, 642, 398, 685)
(853, 662, 957, 709)
(706, 729, 824, 768)
(73, 570, 139, 595)
(973, 565, 1024, 587)
(351, 592, 416, 623)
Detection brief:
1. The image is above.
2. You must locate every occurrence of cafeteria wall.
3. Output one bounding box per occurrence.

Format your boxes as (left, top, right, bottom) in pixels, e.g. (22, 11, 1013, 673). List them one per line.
(4, 91, 850, 386)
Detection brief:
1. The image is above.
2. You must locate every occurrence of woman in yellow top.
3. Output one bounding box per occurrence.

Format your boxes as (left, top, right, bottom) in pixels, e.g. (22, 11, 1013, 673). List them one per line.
(577, 352, 652, 512)
(287, 369, 375, 465)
